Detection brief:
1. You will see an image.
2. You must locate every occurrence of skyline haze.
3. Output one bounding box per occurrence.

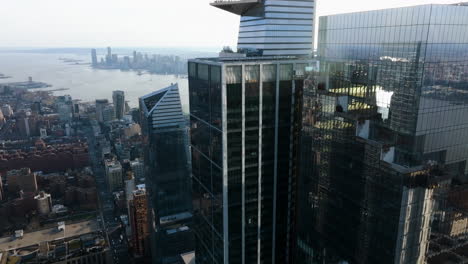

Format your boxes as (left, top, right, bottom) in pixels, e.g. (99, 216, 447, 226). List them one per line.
(0, 0, 462, 48)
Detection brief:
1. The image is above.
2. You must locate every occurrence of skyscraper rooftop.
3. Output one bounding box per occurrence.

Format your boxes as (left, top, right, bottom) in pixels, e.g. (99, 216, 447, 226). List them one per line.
(139, 83, 185, 131)
(211, 0, 316, 56)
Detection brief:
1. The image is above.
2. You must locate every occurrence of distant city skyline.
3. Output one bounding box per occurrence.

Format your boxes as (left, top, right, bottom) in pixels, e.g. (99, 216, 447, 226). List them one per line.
(0, 0, 462, 48)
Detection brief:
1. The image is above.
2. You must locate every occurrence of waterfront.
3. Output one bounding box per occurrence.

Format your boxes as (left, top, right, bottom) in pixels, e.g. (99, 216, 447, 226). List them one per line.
(0, 52, 188, 111)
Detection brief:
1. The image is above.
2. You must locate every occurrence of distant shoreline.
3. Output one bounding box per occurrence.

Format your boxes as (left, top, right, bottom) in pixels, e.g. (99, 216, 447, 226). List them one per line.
(0, 73, 11, 79)
(90, 65, 188, 77)
(0, 79, 52, 89)
(0, 47, 218, 58)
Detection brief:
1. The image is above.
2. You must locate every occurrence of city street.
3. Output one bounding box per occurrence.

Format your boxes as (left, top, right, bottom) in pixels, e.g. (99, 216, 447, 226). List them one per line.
(85, 124, 132, 264)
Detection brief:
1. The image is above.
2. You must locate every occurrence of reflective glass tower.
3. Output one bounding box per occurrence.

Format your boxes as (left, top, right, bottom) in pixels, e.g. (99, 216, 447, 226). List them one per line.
(139, 84, 193, 264)
(211, 0, 316, 56)
(297, 4, 468, 264)
(189, 57, 316, 264)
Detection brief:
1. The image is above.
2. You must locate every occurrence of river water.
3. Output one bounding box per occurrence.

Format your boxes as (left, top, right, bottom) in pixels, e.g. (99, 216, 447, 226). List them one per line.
(0, 52, 189, 112)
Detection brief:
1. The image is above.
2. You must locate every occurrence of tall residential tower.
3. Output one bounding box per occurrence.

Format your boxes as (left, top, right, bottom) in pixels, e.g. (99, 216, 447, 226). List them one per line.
(113, 90, 125, 120)
(95, 99, 110, 123)
(129, 184, 150, 258)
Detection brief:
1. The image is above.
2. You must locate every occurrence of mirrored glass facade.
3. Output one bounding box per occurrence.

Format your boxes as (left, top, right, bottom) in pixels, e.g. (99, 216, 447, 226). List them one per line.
(139, 84, 193, 264)
(298, 4, 468, 264)
(189, 57, 315, 264)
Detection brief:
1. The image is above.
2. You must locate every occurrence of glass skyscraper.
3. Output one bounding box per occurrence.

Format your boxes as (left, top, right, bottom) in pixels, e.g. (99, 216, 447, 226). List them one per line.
(211, 0, 316, 56)
(189, 57, 316, 264)
(139, 84, 193, 264)
(191, 1, 318, 263)
(297, 3, 468, 264)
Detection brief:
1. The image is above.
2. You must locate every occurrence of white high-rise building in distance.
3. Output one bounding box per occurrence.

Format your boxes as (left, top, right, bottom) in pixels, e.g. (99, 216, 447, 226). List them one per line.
(105, 160, 123, 191)
(95, 99, 109, 123)
(212, 0, 316, 56)
(91, 48, 98, 66)
(1, 104, 13, 117)
(106, 47, 112, 65)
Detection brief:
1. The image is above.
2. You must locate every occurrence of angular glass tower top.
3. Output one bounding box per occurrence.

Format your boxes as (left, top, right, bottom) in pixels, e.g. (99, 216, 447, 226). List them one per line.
(139, 83, 185, 131)
(211, 0, 316, 56)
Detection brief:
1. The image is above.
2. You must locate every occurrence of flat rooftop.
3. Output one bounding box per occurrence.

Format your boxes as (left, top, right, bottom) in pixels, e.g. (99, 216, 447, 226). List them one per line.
(190, 55, 314, 65)
(320, 2, 468, 18)
(0, 220, 99, 251)
(160, 211, 192, 225)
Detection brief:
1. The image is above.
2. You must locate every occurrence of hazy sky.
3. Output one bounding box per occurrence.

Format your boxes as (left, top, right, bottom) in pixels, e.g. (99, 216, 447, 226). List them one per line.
(0, 0, 461, 48)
